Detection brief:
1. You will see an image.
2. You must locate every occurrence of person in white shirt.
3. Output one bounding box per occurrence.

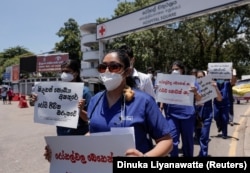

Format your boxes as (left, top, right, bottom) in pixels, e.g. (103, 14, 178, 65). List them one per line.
(119, 45, 156, 99)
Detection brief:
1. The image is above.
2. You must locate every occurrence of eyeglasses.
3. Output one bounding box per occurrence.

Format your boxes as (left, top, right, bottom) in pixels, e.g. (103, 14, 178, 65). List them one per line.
(97, 62, 123, 73)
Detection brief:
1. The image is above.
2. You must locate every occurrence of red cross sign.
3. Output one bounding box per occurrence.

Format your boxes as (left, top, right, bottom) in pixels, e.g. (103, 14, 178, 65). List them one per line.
(98, 25, 106, 38)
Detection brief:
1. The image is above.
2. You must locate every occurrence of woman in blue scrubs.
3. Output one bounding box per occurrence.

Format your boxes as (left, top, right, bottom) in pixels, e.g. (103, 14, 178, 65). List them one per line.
(163, 60, 201, 157)
(214, 79, 231, 139)
(87, 49, 173, 157)
(55, 59, 93, 136)
(195, 70, 222, 157)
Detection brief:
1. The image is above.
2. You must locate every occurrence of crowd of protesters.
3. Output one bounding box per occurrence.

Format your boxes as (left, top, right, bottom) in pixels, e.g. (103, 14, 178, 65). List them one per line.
(37, 45, 237, 163)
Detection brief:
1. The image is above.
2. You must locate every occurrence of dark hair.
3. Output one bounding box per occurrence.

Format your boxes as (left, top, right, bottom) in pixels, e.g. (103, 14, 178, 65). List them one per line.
(103, 49, 136, 88)
(172, 60, 186, 74)
(147, 67, 154, 73)
(119, 45, 134, 59)
(61, 59, 82, 82)
(196, 70, 206, 76)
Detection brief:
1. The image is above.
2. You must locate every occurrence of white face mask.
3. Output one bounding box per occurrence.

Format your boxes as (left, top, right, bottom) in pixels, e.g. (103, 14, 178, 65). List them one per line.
(172, 70, 180, 75)
(61, 72, 74, 82)
(100, 72, 123, 91)
(217, 79, 224, 84)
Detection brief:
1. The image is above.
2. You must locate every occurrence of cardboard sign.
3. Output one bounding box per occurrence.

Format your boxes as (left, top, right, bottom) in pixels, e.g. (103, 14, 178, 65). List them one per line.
(156, 73, 195, 106)
(207, 62, 232, 79)
(196, 75, 217, 105)
(34, 82, 83, 128)
(45, 133, 135, 173)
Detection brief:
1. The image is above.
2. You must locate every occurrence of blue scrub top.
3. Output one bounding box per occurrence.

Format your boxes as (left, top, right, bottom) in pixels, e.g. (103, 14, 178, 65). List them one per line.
(214, 81, 231, 108)
(88, 89, 172, 153)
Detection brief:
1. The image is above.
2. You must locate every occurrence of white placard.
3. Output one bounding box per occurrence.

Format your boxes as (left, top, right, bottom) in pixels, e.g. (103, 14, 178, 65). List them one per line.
(34, 81, 83, 128)
(45, 133, 135, 173)
(156, 73, 195, 106)
(196, 75, 217, 105)
(207, 62, 232, 79)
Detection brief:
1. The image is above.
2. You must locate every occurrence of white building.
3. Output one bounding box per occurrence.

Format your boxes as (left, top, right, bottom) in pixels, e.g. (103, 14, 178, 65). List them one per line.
(79, 23, 105, 93)
(80, 23, 100, 78)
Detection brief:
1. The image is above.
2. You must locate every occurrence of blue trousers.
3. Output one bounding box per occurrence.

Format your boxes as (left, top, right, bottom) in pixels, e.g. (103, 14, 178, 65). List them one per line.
(196, 107, 213, 157)
(167, 115, 195, 157)
(214, 106, 229, 137)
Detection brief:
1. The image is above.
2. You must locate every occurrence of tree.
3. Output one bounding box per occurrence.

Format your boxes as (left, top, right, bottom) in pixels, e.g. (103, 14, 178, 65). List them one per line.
(0, 46, 33, 84)
(2, 46, 30, 59)
(110, 1, 250, 76)
(55, 18, 82, 61)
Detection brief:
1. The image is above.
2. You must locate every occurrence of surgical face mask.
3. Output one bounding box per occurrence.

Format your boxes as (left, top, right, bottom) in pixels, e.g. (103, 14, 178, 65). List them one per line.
(61, 72, 74, 82)
(100, 72, 123, 91)
(217, 79, 224, 84)
(172, 70, 180, 75)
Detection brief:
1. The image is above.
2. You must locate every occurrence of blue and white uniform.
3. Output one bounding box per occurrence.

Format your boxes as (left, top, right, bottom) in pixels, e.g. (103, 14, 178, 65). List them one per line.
(163, 82, 200, 157)
(88, 89, 172, 153)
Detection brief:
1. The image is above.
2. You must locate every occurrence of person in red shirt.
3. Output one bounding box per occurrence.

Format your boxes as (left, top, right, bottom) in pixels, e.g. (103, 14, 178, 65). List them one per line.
(7, 88, 14, 104)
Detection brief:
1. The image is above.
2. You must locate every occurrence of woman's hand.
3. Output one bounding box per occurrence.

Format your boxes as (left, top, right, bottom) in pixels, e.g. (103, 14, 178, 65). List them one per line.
(189, 86, 197, 93)
(44, 145, 52, 162)
(211, 80, 217, 87)
(30, 94, 38, 102)
(78, 99, 85, 110)
(125, 148, 144, 157)
(78, 99, 88, 122)
(190, 86, 202, 101)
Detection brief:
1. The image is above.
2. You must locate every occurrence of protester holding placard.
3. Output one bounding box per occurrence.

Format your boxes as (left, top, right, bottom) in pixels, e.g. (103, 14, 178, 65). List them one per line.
(56, 59, 93, 135)
(162, 60, 201, 157)
(87, 49, 173, 157)
(207, 62, 233, 139)
(33, 59, 93, 136)
(213, 78, 231, 139)
(195, 70, 222, 157)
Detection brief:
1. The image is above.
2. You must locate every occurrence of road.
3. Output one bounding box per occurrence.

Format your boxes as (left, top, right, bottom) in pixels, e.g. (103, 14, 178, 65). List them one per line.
(0, 101, 56, 173)
(0, 100, 250, 173)
(193, 100, 250, 157)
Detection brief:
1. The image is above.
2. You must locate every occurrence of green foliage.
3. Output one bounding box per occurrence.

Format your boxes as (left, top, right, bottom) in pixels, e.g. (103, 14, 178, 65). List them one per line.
(55, 18, 82, 61)
(2, 46, 30, 59)
(0, 46, 33, 84)
(110, 1, 250, 77)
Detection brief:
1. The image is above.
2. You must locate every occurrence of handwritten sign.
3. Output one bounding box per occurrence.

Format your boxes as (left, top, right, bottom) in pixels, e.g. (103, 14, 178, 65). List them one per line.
(45, 133, 135, 173)
(207, 62, 232, 79)
(34, 82, 84, 128)
(155, 73, 195, 106)
(196, 75, 217, 105)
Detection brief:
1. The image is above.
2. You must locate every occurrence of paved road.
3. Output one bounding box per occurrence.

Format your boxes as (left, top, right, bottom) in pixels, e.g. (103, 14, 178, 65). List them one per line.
(0, 100, 250, 173)
(193, 100, 250, 157)
(0, 101, 56, 173)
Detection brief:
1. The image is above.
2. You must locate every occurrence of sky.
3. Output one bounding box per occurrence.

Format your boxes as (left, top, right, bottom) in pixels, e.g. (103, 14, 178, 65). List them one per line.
(0, 0, 127, 54)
